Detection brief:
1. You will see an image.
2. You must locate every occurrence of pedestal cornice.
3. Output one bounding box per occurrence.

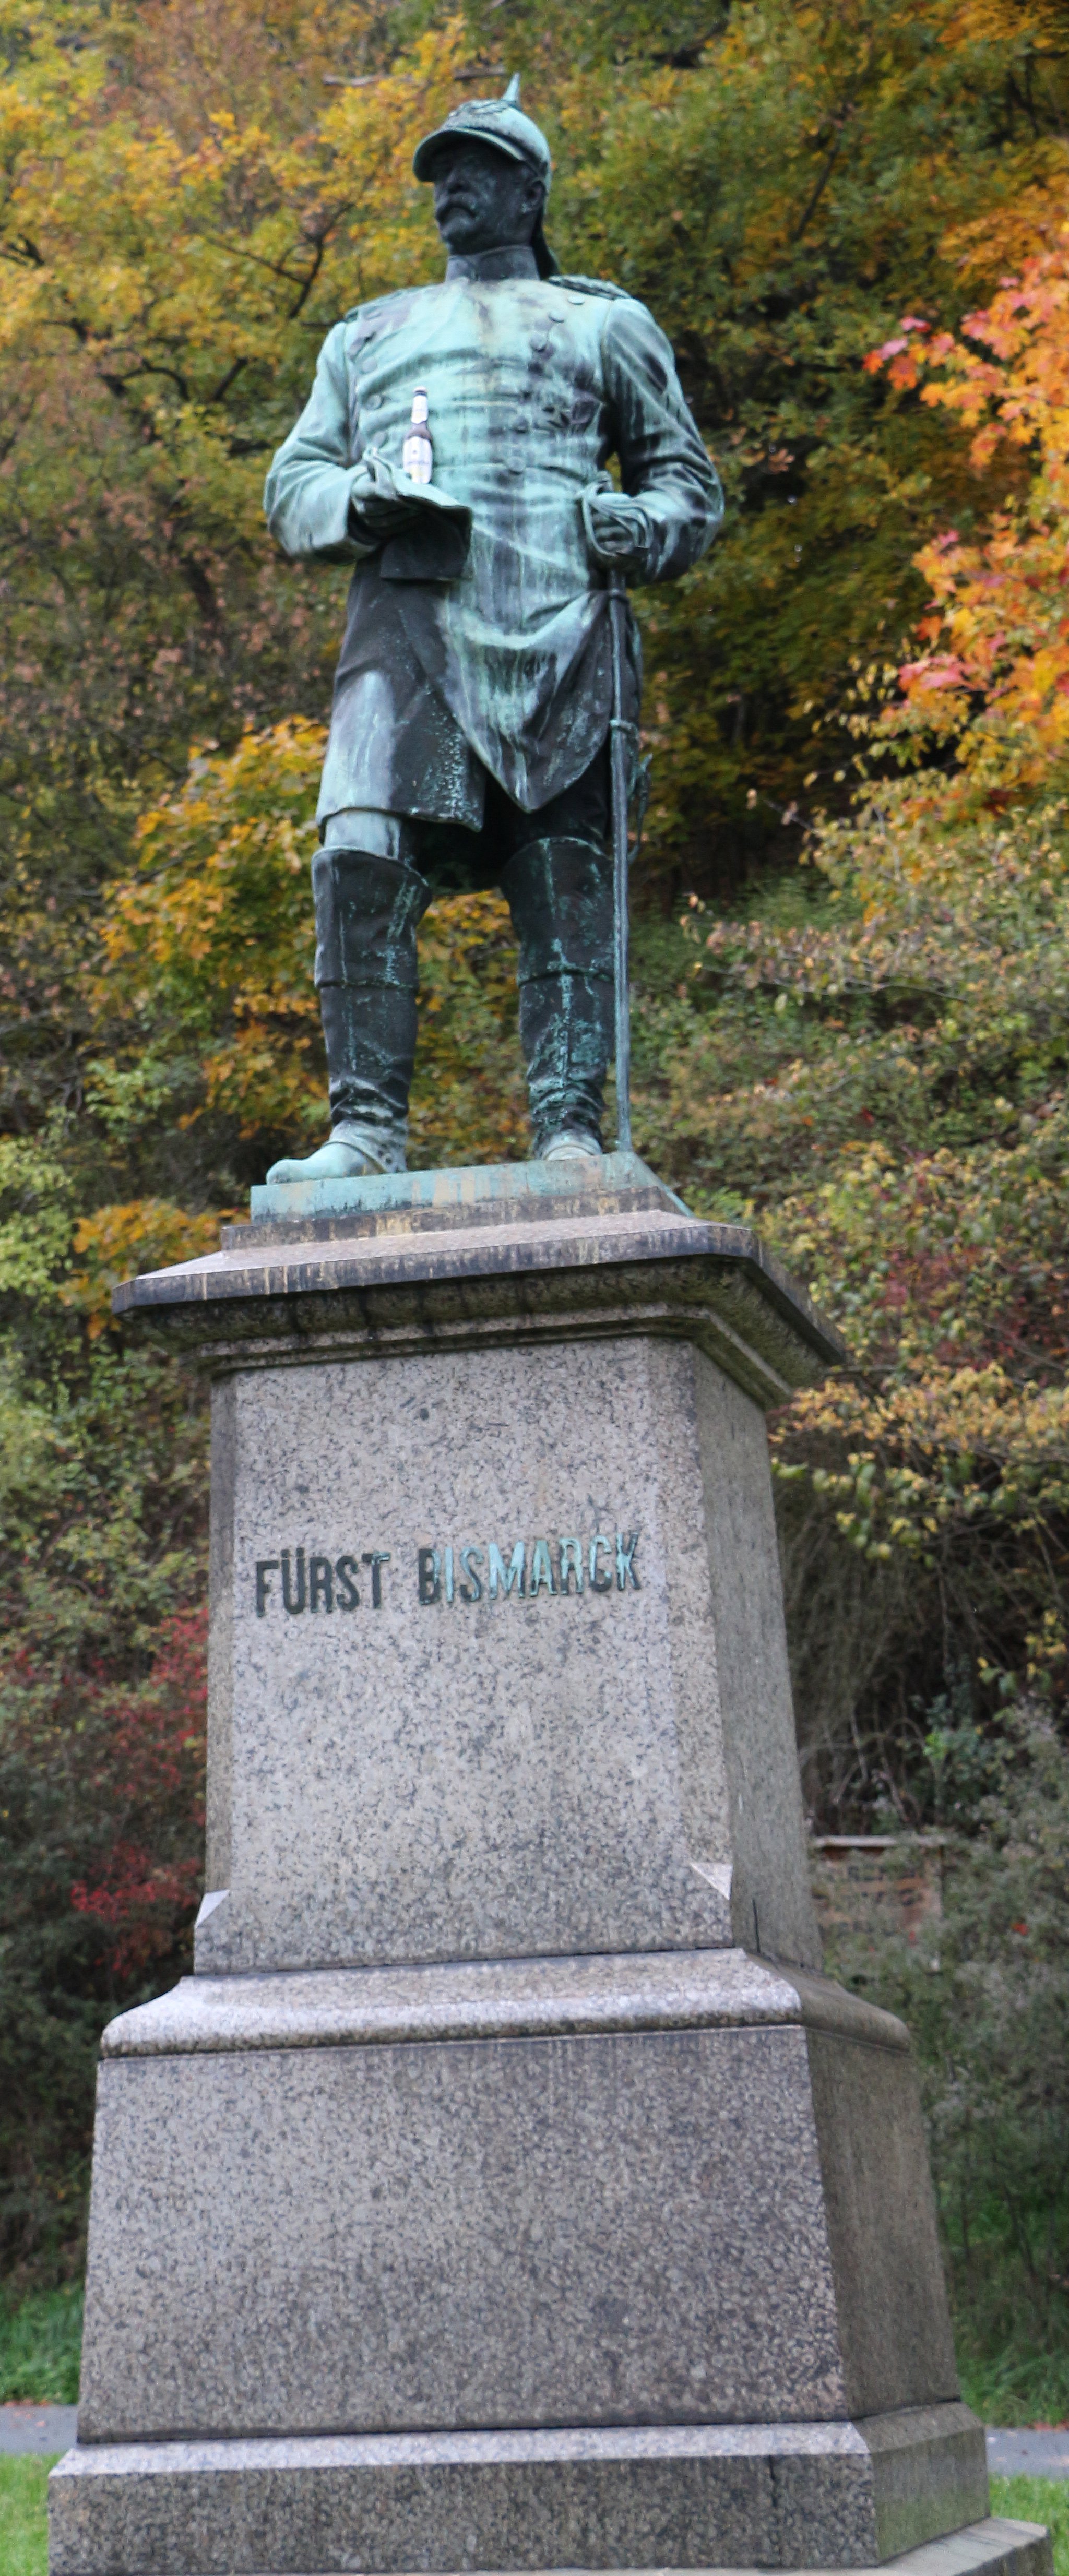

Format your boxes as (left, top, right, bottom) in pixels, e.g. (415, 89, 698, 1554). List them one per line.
(112, 1155, 846, 1410)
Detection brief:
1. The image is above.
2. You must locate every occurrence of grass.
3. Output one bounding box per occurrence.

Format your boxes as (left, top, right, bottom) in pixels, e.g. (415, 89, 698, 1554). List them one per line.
(0, 2458, 50, 2576)
(0, 2459, 1063, 2575)
(991, 2476, 1069, 2575)
(962, 2348, 1069, 2430)
(0, 2286, 82, 2403)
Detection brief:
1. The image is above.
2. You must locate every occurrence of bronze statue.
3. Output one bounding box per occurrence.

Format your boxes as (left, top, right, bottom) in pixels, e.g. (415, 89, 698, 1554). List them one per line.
(264, 78, 721, 1180)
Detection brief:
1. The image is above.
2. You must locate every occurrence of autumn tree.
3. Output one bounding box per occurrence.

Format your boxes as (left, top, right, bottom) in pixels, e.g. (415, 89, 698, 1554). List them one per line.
(2, 0, 1067, 1171)
(3, 0, 1069, 2378)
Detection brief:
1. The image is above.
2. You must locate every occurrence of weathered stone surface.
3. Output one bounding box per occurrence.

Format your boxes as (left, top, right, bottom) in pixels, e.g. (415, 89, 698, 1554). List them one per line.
(77, 2026, 842, 2442)
(192, 1334, 819, 1978)
(53, 1173, 1004, 2576)
(862, 2410, 992, 2563)
(78, 1958, 955, 2448)
(806, 2033, 958, 2421)
(97, 1948, 910, 2060)
(46, 2422, 997, 2576)
(247, 1147, 685, 1230)
(692, 1359, 817, 1963)
(111, 1174, 845, 1415)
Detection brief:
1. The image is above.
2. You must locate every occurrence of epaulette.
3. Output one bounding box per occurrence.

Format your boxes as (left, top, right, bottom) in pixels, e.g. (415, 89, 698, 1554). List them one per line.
(552, 275, 634, 301)
(342, 287, 411, 325)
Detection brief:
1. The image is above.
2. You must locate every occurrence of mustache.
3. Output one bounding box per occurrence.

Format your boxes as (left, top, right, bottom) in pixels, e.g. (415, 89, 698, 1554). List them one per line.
(434, 172, 489, 202)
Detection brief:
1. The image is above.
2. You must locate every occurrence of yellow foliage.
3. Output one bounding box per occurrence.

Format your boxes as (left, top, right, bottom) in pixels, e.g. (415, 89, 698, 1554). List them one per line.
(98, 722, 529, 1160)
(63, 1200, 234, 1334)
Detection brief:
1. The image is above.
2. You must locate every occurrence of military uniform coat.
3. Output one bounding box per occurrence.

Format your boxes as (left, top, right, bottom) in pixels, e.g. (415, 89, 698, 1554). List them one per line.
(264, 246, 722, 827)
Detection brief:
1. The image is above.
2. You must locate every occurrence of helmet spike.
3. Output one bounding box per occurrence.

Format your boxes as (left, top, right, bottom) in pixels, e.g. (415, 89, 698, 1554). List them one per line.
(502, 72, 520, 104)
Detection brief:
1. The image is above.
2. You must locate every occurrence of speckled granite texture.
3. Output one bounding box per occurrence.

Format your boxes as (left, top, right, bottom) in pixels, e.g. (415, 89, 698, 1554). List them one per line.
(80, 1958, 955, 2465)
(194, 1335, 818, 1976)
(51, 1177, 1006, 2576)
(78, 2021, 838, 2441)
(96, 1948, 910, 2058)
(49, 2413, 994, 2576)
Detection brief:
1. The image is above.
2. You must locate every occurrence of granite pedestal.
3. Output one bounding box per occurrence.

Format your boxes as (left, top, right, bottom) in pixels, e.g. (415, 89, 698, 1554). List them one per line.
(49, 1155, 1049, 2576)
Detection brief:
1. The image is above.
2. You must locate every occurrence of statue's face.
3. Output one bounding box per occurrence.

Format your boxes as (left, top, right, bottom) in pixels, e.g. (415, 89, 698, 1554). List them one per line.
(431, 138, 542, 256)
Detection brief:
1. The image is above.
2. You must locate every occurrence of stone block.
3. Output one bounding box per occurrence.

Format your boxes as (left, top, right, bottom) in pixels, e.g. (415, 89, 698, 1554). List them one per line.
(51, 1171, 1006, 2576)
(193, 1333, 819, 1978)
(49, 2414, 996, 2576)
(77, 1955, 955, 2449)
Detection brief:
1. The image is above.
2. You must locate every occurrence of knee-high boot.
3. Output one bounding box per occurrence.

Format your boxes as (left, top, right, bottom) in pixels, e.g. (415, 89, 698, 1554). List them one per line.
(311, 848, 428, 1172)
(501, 836, 615, 1155)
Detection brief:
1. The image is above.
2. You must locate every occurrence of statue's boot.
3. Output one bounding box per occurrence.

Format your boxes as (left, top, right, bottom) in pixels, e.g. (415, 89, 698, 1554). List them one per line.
(502, 834, 615, 1161)
(266, 1136, 389, 1184)
(266, 851, 425, 1184)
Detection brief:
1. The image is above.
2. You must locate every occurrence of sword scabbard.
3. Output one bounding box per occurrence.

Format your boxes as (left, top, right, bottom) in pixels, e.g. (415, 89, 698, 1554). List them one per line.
(608, 571, 633, 1155)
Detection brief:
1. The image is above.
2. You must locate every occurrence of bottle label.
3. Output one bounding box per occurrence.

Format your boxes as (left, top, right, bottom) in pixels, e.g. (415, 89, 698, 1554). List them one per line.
(402, 430, 433, 485)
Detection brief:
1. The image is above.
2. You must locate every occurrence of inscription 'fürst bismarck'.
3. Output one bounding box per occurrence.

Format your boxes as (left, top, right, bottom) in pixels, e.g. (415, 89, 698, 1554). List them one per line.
(254, 1532, 640, 1616)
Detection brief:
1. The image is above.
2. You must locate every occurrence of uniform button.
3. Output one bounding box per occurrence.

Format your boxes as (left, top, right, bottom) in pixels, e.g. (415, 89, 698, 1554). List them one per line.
(363, 393, 383, 411)
(514, 417, 530, 435)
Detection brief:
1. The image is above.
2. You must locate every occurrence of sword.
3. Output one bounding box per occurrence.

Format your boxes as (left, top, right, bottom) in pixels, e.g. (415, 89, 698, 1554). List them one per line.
(608, 568, 633, 1154)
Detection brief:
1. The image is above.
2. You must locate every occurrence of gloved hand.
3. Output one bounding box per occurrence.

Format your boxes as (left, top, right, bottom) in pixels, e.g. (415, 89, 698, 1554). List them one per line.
(583, 488, 653, 577)
(349, 452, 431, 547)
(349, 487, 427, 544)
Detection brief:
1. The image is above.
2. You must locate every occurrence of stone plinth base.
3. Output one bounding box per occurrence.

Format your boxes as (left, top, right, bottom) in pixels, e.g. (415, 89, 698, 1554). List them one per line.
(54, 1166, 1007, 2576)
(51, 1952, 990, 2574)
(74, 1955, 957, 2454)
(46, 2410, 987, 2574)
(45, 2438, 1041, 2576)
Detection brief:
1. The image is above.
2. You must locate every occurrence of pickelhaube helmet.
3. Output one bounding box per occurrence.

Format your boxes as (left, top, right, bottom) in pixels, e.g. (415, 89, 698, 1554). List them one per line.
(413, 75, 558, 278)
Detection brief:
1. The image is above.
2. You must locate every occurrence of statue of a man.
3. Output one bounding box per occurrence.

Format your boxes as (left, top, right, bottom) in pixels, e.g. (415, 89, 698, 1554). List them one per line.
(264, 79, 721, 1180)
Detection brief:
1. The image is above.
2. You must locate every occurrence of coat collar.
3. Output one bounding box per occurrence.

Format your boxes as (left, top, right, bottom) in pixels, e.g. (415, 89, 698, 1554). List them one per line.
(444, 245, 540, 284)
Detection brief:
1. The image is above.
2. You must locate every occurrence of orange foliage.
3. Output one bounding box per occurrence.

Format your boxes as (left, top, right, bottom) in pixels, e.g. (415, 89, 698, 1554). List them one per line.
(62, 1201, 235, 1334)
(868, 208, 1069, 802)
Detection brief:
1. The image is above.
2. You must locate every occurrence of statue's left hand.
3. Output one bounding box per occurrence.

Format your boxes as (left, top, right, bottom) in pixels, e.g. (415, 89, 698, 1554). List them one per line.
(349, 485, 428, 545)
(584, 490, 652, 577)
(349, 449, 435, 548)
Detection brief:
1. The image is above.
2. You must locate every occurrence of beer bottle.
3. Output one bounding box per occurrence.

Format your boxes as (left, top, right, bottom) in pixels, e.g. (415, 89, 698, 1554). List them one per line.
(402, 387, 433, 486)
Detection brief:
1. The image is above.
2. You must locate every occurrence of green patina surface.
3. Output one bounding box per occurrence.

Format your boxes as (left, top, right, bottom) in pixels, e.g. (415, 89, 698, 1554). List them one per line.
(260, 87, 721, 1184)
(248, 1147, 681, 1224)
